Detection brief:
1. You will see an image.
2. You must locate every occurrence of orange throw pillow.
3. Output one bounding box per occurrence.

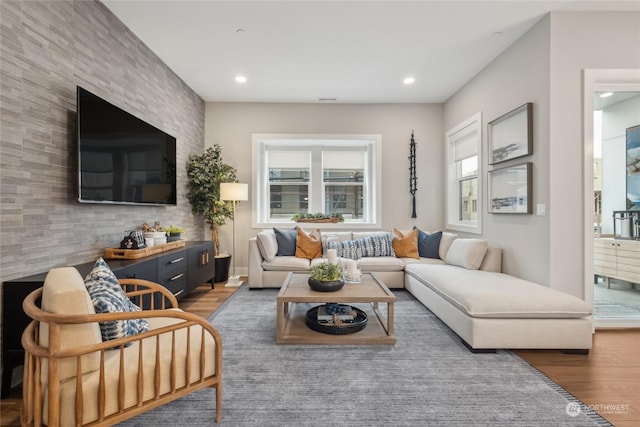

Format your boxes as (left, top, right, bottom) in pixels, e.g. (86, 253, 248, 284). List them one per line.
(392, 228, 419, 259)
(295, 228, 322, 259)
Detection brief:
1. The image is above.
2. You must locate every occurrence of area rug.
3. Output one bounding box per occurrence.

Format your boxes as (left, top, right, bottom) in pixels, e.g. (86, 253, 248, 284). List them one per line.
(120, 286, 610, 426)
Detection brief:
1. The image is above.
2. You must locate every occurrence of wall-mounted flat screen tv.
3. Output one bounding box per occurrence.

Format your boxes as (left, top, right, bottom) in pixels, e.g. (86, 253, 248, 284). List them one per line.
(77, 86, 177, 205)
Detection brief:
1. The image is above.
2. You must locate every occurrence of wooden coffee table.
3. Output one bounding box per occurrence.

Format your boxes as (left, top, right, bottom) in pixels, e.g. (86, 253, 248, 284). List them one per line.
(276, 272, 396, 345)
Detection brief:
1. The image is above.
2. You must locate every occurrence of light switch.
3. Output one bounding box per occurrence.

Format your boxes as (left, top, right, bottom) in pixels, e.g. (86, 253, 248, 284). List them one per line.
(536, 204, 546, 216)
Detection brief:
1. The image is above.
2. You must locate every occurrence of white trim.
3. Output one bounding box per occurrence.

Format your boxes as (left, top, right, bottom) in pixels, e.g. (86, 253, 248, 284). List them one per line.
(446, 112, 482, 234)
(251, 133, 382, 229)
(583, 69, 640, 327)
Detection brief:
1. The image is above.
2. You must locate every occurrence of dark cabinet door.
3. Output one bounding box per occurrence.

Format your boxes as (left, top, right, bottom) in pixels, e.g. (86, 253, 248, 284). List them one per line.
(187, 242, 215, 292)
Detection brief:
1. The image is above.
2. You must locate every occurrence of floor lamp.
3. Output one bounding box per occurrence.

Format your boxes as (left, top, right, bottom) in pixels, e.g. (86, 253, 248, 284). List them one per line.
(220, 182, 248, 287)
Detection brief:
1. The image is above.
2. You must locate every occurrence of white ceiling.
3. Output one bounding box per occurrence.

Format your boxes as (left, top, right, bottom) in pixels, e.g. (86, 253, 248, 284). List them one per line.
(102, 1, 640, 104)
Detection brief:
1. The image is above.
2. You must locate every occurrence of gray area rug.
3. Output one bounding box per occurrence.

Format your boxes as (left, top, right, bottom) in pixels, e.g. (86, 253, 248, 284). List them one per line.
(120, 286, 610, 426)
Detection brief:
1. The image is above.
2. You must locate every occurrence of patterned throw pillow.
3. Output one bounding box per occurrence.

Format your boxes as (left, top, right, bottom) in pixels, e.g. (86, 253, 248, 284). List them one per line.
(84, 258, 149, 343)
(328, 233, 395, 260)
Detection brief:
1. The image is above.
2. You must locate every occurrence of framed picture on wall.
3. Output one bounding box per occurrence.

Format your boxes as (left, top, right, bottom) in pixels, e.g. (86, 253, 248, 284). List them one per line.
(488, 162, 532, 214)
(488, 102, 533, 165)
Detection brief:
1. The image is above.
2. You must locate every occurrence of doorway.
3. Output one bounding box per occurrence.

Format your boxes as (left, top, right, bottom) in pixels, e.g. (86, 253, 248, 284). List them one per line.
(584, 69, 640, 327)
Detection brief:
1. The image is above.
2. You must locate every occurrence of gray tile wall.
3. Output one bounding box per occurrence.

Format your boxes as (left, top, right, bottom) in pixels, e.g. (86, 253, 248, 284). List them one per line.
(0, 0, 206, 371)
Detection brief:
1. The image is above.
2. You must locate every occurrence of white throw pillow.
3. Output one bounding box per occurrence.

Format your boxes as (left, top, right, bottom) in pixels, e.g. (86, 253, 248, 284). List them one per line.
(445, 238, 488, 270)
(256, 229, 278, 262)
(438, 232, 458, 260)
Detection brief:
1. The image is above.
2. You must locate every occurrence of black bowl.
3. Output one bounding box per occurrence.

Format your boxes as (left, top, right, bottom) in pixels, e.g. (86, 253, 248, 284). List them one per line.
(308, 277, 345, 292)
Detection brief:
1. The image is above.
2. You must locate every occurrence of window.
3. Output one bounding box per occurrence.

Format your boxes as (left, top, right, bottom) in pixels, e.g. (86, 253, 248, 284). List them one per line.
(252, 134, 381, 227)
(446, 112, 482, 233)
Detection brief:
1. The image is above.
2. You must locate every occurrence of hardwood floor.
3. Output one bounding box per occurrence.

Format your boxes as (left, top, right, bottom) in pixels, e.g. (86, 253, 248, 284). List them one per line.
(2, 282, 639, 426)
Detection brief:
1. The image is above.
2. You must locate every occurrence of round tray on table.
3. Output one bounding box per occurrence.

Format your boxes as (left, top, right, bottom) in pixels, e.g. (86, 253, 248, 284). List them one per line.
(305, 305, 368, 335)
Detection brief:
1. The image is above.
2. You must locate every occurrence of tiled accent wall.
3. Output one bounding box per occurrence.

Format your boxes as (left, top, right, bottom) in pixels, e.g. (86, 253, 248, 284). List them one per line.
(0, 0, 205, 369)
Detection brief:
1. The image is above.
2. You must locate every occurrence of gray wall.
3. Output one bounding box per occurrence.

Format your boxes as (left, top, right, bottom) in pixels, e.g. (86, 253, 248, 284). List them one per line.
(205, 102, 444, 274)
(0, 0, 205, 373)
(444, 11, 640, 299)
(444, 16, 551, 286)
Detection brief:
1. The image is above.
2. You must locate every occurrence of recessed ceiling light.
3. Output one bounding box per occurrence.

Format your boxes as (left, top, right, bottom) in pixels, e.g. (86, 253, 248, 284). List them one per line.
(403, 77, 415, 85)
(235, 75, 247, 84)
(600, 92, 613, 98)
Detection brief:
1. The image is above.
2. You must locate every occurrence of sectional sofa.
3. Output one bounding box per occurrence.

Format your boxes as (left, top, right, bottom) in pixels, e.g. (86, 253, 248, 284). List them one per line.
(248, 229, 593, 352)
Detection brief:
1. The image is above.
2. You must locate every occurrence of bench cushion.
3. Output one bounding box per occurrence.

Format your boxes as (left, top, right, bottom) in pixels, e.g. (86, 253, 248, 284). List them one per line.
(405, 264, 591, 319)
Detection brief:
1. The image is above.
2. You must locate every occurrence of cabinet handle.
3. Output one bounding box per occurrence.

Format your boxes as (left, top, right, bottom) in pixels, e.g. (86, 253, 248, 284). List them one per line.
(170, 273, 184, 281)
(201, 251, 206, 267)
(205, 250, 210, 264)
(173, 289, 184, 297)
(169, 257, 184, 264)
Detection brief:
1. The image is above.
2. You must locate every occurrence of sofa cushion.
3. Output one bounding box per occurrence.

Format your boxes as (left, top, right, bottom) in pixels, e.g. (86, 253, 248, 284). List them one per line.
(415, 229, 442, 259)
(39, 267, 103, 383)
(405, 264, 592, 318)
(329, 233, 395, 259)
(439, 232, 457, 260)
(274, 227, 297, 256)
(256, 229, 278, 262)
(295, 227, 322, 259)
(445, 239, 488, 270)
(262, 256, 310, 271)
(84, 258, 149, 343)
(358, 256, 405, 272)
(391, 228, 419, 259)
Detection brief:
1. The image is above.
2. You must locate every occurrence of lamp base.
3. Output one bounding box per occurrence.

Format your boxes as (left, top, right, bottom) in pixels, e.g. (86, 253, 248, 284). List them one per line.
(225, 276, 243, 287)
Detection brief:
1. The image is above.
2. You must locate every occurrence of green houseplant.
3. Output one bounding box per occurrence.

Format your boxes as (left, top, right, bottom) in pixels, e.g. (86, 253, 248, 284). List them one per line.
(308, 262, 345, 292)
(186, 145, 237, 268)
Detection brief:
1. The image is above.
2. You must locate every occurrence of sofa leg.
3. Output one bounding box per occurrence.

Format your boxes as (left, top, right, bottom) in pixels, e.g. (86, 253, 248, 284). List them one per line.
(561, 349, 590, 355)
(461, 339, 496, 353)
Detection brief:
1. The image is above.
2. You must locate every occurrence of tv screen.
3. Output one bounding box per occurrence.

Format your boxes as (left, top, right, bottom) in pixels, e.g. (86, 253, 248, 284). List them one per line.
(77, 86, 177, 205)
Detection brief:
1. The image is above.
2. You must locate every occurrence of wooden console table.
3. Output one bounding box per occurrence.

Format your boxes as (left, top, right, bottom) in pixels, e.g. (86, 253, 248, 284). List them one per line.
(1, 240, 215, 399)
(594, 237, 640, 288)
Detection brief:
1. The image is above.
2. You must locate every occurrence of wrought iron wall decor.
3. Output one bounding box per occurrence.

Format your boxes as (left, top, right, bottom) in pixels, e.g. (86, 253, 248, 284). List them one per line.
(409, 131, 417, 218)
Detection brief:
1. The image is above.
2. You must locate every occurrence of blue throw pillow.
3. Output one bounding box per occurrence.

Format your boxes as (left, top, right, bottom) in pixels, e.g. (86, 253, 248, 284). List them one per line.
(84, 258, 149, 343)
(274, 227, 297, 256)
(415, 229, 442, 259)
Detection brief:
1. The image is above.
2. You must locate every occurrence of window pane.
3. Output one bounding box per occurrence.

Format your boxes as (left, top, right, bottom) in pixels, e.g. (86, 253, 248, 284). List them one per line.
(269, 184, 308, 219)
(269, 168, 309, 182)
(459, 155, 477, 178)
(459, 178, 478, 221)
(323, 169, 364, 183)
(324, 185, 363, 219)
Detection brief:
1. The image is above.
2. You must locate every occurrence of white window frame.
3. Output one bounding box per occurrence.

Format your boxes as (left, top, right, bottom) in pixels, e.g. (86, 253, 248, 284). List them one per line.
(446, 112, 482, 234)
(252, 134, 382, 229)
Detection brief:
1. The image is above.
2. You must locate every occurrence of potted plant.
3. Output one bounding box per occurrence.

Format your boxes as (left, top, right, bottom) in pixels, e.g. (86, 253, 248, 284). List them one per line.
(186, 145, 238, 282)
(292, 212, 344, 223)
(308, 262, 345, 292)
(164, 225, 185, 242)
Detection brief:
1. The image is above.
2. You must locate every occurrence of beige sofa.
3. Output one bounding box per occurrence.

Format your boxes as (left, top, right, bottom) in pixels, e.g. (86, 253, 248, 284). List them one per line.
(248, 229, 593, 352)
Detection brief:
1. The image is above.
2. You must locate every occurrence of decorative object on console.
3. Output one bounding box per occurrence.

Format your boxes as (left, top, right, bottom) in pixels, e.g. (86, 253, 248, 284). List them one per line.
(220, 182, 249, 287)
(409, 131, 417, 218)
(165, 225, 185, 242)
(186, 145, 238, 254)
(308, 262, 345, 292)
(488, 162, 532, 214)
(488, 102, 533, 165)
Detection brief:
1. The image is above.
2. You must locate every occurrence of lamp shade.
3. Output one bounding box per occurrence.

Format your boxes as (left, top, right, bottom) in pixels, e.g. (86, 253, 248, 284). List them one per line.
(220, 182, 248, 202)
